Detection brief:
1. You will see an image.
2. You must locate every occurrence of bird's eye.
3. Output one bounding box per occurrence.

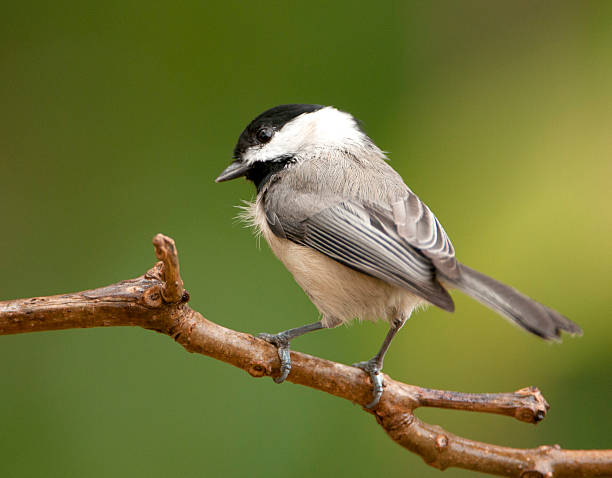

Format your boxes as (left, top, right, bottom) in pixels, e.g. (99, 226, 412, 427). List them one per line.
(256, 128, 273, 143)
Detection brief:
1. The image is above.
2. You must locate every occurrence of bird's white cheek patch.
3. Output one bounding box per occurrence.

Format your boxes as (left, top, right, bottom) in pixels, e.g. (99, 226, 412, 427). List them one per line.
(243, 138, 296, 164)
(244, 121, 312, 164)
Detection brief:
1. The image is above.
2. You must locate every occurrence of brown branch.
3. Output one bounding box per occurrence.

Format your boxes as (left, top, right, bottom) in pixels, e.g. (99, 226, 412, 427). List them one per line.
(0, 234, 610, 477)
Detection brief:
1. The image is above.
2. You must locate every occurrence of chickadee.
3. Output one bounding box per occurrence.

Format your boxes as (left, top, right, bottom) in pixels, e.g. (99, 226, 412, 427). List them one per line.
(216, 104, 582, 408)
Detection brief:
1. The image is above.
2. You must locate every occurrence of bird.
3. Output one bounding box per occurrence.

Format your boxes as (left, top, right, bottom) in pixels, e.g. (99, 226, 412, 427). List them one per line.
(216, 104, 582, 408)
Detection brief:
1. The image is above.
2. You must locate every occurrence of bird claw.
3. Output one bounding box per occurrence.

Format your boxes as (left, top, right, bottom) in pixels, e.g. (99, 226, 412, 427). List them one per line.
(353, 358, 384, 408)
(257, 332, 291, 383)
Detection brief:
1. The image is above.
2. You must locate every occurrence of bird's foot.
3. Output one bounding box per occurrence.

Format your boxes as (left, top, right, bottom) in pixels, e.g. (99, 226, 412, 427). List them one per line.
(353, 358, 384, 409)
(257, 332, 291, 383)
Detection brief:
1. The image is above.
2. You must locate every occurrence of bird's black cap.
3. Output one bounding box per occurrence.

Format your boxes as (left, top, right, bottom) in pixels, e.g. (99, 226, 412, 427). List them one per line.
(233, 104, 325, 159)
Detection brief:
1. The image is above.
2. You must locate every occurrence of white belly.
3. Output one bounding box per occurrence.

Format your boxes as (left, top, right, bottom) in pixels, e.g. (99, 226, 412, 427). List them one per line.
(245, 200, 425, 328)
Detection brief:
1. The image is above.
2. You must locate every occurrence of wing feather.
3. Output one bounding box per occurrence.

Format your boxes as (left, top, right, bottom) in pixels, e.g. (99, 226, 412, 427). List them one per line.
(389, 191, 459, 278)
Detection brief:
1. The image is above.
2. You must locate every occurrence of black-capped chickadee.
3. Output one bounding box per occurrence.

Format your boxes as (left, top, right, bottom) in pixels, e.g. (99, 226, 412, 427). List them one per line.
(216, 104, 581, 408)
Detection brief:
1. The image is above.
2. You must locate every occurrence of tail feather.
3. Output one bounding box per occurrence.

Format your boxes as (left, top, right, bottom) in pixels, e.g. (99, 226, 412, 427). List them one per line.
(442, 263, 582, 341)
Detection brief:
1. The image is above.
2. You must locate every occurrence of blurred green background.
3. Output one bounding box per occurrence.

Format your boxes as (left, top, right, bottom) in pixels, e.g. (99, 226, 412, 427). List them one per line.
(1, 1, 611, 477)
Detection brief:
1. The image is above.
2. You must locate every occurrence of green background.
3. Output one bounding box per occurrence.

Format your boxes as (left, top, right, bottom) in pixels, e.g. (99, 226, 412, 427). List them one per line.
(1, 2, 610, 477)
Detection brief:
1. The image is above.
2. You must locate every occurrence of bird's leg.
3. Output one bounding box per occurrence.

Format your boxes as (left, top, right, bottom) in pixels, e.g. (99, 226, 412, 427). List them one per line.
(353, 317, 407, 409)
(257, 321, 324, 383)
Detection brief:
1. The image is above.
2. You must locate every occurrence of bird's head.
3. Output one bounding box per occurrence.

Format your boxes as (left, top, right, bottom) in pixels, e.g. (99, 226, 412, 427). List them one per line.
(216, 104, 370, 189)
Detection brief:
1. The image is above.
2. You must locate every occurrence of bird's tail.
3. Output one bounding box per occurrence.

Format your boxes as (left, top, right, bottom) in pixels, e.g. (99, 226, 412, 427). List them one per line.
(441, 263, 582, 340)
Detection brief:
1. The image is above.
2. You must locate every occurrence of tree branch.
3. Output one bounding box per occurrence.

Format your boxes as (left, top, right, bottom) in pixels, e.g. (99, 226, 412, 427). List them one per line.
(1, 234, 610, 477)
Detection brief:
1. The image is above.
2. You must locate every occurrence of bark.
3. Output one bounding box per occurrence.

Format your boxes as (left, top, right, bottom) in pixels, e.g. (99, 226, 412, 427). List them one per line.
(1, 234, 610, 477)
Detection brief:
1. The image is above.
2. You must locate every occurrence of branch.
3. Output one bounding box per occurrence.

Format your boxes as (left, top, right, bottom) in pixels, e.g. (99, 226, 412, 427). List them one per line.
(1, 234, 610, 477)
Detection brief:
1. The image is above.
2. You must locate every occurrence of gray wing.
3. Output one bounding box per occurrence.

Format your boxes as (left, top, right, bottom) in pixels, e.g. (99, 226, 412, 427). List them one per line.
(266, 195, 456, 312)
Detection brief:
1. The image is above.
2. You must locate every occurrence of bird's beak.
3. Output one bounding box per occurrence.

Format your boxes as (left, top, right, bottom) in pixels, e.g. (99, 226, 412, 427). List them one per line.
(215, 160, 251, 183)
